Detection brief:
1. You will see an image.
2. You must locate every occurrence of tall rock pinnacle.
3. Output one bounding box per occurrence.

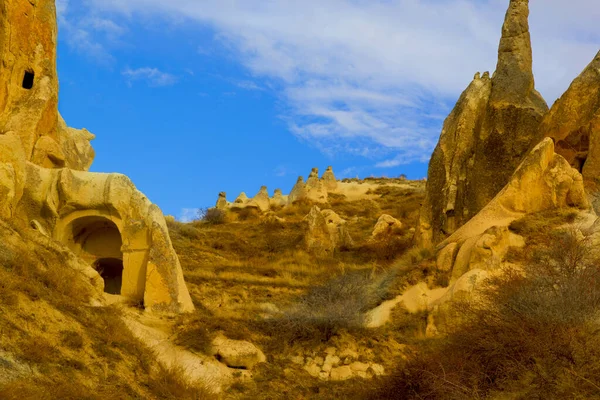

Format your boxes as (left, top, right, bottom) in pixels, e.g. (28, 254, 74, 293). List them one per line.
(417, 0, 549, 247)
(491, 0, 543, 107)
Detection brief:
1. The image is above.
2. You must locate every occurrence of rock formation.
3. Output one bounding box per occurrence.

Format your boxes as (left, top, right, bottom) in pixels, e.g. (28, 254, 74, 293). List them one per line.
(270, 188, 287, 208)
(305, 168, 328, 203)
(0, 0, 193, 313)
(288, 176, 307, 205)
(372, 215, 403, 238)
(321, 166, 338, 191)
(304, 206, 352, 256)
(418, 0, 549, 246)
(540, 51, 600, 184)
(215, 192, 228, 210)
(0, 0, 95, 171)
(252, 186, 271, 212)
(231, 192, 249, 210)
(437, 138, 589, 276)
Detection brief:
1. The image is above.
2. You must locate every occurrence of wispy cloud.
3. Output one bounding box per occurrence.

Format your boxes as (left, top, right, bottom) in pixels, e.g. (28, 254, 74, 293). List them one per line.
(235, 80, 264, 91)
(81, 0, 600, 164)
(56, 0, 126, 64)
(178, 208, 200, 223)
(122, 67, 179, 87)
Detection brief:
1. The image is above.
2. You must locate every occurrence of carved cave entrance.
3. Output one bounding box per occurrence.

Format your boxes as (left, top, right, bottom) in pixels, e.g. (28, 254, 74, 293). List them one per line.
(68, 216, 124, 295)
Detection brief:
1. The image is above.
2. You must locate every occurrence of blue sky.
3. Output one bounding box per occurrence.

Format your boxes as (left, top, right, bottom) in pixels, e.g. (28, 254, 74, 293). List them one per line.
(56, 0, 599, 220)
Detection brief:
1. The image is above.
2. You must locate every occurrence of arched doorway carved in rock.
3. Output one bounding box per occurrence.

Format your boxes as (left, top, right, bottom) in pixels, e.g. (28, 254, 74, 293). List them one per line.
(62, 216, 124, 294)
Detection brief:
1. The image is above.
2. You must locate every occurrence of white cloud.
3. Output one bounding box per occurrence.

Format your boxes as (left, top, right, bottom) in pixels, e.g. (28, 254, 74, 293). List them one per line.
(178, 208, 200, 223)
(122, 67, 179, 87)
(82, 0, 600, 163)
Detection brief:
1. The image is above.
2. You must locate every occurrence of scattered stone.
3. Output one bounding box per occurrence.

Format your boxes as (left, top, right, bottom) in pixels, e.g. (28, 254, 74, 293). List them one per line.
(304, 364, 321, 378)
(349, 362, 370, 373)
(369, 364, 385, 376)
(330, 366, 353, 381)
(211, 336, 266, 369)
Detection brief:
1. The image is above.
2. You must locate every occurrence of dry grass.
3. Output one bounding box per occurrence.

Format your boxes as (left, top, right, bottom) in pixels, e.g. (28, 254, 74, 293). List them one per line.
(147, 365, 214, 400)
(372, 228, 600, 399)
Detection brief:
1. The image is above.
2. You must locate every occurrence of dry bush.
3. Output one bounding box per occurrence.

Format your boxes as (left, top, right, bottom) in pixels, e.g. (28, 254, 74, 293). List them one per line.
(199, 207, 226, 225)
(373, 229, 600, 399)
(60, 330, 84, 350)
(236, 207, 261, 221)
(257, 270, 397, 348)
(509, 208, 578, 243)
(147, 364, 214, 400)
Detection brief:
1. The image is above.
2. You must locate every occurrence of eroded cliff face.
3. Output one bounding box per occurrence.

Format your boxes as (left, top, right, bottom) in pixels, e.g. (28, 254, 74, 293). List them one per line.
(0, 0, 94, 170)
(418, 0, 549, 246)
(540, 51, 600, 184)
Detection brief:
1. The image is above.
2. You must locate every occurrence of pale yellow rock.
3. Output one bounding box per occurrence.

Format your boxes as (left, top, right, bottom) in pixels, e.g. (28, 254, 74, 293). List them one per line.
(330, 366, 353, 381)
(20, 164, 194, 313)
(436, 242, 459, 272)
(231, 192, 249, 210)
(321, 166, 338, 191)
(0, 1, 94, 170)
(215, 192, 228, 210)
(211, 335, 266, 369)
(252, 186, 271, 212)
(304, 206, 335, 256)
(57, 114, 95, 171)
(349, 362, 369, 373)
(0, 133, 26, 220)
(270, 188, 287, 208)
(372, 214, 403, 237)
(305, 168, 328, 203)
(288, 177, 307, 205)
(440, 138, 589, 249)
(304, 364, 321, 378)
(368, 364, 385, 376)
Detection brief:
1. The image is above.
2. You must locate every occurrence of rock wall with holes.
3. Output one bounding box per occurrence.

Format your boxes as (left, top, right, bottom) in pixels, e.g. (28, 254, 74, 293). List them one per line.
(0, 0, 194, 313)
(0, 0, 94, 171)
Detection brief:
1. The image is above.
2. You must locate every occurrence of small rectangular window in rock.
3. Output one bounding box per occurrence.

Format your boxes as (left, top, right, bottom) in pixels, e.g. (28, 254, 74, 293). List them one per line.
(22, 71, 34, 89)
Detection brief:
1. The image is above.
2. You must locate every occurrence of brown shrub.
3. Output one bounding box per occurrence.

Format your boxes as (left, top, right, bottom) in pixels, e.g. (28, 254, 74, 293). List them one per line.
(60, 330, 84, 350)
(256, 270, 397, 349)
(147, 364, 214, 400)
(373, 229, 600, 399)
(200, 207, 227, 225)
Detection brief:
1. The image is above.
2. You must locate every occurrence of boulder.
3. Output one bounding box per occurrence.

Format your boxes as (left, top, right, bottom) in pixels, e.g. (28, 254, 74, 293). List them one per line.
(330, 366, 353, 381)
(418, 0, 549, 246)
(211, 335, 266, 369)
(436, 242, 459, 272)
(372, 214, 403, 237)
